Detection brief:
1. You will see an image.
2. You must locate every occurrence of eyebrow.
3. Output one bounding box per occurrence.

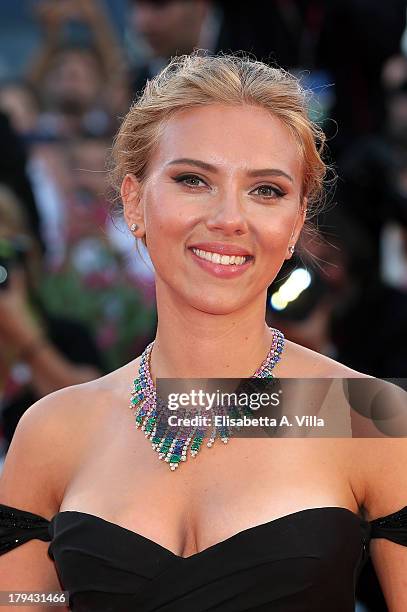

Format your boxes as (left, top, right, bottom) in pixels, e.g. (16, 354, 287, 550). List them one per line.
(166, 158, 294, 183)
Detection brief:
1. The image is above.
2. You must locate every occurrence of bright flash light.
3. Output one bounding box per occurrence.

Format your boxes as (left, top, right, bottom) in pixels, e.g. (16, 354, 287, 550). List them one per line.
(270, 293, 288, 310)
(270, 268, 312, 311)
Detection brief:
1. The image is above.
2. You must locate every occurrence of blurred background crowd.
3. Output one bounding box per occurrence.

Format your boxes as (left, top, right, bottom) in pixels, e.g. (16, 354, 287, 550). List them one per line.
(0, 1, 406, 609)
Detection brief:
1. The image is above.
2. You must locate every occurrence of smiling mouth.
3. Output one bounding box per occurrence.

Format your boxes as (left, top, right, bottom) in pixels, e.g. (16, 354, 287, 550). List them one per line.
(190, 247, 253, 266)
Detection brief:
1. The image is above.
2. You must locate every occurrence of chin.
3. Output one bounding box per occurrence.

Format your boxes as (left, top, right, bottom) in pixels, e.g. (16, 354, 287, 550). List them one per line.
(185, 291, 250, 316)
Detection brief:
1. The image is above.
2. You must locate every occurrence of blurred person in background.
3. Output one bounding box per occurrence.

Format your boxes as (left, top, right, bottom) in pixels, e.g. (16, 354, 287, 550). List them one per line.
(0, 82, 74, 269)
(316, 0, 406, 156)
(326, 56, 407, 379)
(132, 0, 214, 58)
(127, 1, 321, 96)
(0, 184, 105, 452)
(0, 3, 157, 371)
(36, 133, 157, 372)
(127, 0, 327, 84)
(129, 0, 219, 95)
(25, 0, 129, 139)
(334, 55, 407, 284)
(0, 94, 157, 372)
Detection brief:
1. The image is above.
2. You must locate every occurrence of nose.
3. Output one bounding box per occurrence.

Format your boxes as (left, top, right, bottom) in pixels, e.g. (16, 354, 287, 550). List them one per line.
(206, 191, 249, 236)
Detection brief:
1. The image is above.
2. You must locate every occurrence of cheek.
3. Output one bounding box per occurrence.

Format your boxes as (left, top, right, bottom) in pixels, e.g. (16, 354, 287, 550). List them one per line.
(146, 204, 177, 244)
(255, 209, 296, 252)
(142, 191, 194, 271)
(144, 188, 198, 241)
(144, 188, 171, 237)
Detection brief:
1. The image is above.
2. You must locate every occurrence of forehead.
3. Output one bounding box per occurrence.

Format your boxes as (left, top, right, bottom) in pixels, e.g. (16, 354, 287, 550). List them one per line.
(149, 103, 302, 178)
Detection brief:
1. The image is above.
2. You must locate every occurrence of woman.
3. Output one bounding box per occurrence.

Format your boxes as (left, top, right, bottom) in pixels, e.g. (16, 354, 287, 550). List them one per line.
(0, 54, 406, 611)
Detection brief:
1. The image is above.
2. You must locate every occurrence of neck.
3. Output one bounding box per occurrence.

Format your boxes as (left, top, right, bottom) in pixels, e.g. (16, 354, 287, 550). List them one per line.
(149, 286, 276, 381)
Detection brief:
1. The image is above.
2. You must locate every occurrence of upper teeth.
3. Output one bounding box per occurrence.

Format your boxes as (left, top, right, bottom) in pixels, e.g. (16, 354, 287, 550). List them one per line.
(191, 248, 248, 265)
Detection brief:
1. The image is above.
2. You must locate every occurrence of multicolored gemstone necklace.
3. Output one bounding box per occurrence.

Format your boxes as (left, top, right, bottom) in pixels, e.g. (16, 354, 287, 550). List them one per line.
(130, 327, 285, 470)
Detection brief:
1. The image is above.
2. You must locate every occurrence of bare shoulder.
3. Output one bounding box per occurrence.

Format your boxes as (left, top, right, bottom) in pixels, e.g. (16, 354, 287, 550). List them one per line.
(280, 340, 407, 518)
(0, 357, 141, 518)
(6, 355, 140, 449)
(277, 338, 371, 378)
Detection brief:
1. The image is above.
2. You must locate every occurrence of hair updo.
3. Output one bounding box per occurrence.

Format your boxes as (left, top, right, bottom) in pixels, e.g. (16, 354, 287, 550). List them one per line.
(109, 52, 329, 253)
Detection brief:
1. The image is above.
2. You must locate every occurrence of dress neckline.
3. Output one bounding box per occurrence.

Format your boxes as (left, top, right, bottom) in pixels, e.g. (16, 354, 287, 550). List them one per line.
(51, 505, 368, 561)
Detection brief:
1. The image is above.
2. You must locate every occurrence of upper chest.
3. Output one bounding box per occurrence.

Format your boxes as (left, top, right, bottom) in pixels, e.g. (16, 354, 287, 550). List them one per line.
(59, 400, 365, 557)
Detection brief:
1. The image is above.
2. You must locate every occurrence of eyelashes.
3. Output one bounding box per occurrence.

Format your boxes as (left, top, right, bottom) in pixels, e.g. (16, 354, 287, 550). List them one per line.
(172, 173, 287, 200)
(251, 185, 286, 199)
(173, 174, 207, 188)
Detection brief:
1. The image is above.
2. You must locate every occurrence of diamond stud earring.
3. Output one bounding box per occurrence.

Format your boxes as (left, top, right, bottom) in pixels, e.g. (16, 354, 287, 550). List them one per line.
(289, 245, 295, 254)
(130, 223, 139, 232)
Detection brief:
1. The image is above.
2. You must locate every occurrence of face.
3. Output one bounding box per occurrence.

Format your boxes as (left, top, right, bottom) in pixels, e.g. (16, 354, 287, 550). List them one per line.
(122, 104, 306, 315)
(132, 0, 208, 58)
(45, 51, 102, 111)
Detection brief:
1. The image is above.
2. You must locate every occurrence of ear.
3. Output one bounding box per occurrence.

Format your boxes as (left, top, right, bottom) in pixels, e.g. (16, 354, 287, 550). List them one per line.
(286, 197, 307, 259)
(121, 173, 146, 237)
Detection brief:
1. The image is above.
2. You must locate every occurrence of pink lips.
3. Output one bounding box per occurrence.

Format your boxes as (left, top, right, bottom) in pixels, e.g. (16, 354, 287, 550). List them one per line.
(188, 243, 254, 279)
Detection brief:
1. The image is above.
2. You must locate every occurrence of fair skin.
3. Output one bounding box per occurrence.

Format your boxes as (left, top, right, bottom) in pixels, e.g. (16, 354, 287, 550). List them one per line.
(126, 104, 306, 379)
(0, 103, 406, 610)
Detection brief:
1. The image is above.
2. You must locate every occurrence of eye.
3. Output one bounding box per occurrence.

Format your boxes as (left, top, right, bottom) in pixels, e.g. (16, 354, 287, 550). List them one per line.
(173, 174, 208, 188)
(250, 184, 286, 199)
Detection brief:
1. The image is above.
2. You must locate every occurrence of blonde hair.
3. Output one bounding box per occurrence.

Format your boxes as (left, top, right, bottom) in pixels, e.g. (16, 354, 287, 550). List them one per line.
(109, 52, 330, 254)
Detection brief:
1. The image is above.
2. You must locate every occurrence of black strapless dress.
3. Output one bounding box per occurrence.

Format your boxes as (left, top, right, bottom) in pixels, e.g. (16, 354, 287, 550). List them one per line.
(1, 502, 407, 611)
